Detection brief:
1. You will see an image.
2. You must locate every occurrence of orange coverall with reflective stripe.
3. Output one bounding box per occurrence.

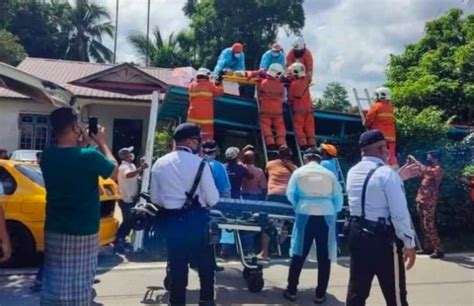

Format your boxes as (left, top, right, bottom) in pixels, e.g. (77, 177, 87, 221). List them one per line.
(288, 76, 315, 147)
(365, 100, 398, 166)
(257, 78, 287, 147)
(286, 49, 314, 79)
(187, 79, 224, 141)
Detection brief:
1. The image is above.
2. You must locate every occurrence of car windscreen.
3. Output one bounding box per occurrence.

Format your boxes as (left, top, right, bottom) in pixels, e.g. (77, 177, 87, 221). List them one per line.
(15, 164, 44, 187)
(13, 151, 38, 161)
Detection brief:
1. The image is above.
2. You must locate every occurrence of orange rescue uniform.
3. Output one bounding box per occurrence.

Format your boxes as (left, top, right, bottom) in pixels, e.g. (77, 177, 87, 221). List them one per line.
(187, 79, 224, 141)
(286, 49, 314, 79)
(365, 100, 398, 166)
(288, 76, 315, 147)
(257, 78, 286, 147)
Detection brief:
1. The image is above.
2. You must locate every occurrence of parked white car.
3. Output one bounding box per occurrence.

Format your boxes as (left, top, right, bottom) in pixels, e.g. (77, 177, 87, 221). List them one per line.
(10, 150, 41, 163)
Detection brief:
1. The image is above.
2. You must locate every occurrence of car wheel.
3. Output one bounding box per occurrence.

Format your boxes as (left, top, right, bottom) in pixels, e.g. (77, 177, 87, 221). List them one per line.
(0, 222, 36, 268)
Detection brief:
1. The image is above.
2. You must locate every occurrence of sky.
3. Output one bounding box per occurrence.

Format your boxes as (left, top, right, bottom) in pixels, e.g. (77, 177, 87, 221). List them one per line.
(101, 0, 473, 102)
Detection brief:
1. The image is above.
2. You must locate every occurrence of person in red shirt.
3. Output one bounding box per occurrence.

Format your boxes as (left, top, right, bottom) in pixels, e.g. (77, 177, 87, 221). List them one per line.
(187, 68, 224, 141)
(286, 37, 314, 80)
(257, 63, 287, 150)
(364, 87, 398, 166)
(287, 62, 315, 150)
(409, 151, 444, 259)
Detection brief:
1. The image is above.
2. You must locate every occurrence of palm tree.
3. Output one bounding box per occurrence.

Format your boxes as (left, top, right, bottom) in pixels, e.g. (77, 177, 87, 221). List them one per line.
(128, 27, 192, 68)
(65, 0, 114, 63)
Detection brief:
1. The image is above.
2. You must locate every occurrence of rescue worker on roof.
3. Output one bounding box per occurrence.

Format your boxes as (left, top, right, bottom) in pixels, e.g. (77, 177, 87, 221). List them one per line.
(286, 36, 314, 80)
(259, 43, 286, 71)
(287, 62, 315, 150)
(364, 87, 398, 167)
(187, 68, 224, 142)
(257, 63, 287, 150)
(213, 42, 245, 76)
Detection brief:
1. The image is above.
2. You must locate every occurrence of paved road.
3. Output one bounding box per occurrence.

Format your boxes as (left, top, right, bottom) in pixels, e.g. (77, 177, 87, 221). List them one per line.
(1, 254, 473, 305)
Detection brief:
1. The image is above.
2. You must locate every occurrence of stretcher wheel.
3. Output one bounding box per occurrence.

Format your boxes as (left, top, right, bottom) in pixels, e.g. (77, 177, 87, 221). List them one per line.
(247, 275, 264, 293)
(163, 276, 171, 291)
(243, 267, 251, 280)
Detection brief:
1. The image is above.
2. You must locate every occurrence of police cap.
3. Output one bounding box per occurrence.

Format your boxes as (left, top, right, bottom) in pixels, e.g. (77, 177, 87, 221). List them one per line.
(173, 123, 201, 141)
(359, 129, 386, 148)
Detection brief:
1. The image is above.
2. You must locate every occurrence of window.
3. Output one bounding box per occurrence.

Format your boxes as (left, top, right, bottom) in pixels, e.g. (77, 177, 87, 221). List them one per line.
(19, 114, 51, 150)
(16, 164, 44, 188)
(0, 167, 17, 195)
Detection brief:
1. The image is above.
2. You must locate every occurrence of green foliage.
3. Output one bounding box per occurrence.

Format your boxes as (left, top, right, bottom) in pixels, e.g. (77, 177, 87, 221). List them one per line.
(153, 124, 174, 158)
(394, 106, 473, 236)
(314, 82, 352, 113)
(463, 164, 474, 177)
(128, 27, 194, 68)
(0, 30, 27, 66)
(386, 8, 474, 124)
(184, 0, 305, 69)
(2, 0, 114, 63)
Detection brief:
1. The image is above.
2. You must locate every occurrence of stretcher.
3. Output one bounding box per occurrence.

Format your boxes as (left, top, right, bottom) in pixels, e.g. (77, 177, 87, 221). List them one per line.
(132, 195, 295, 293)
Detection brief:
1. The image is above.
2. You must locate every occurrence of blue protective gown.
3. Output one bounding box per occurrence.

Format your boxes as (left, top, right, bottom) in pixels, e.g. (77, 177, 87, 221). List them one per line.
(259, 50, 286, 71)
(286, 162, 344, 262)
(213, 48, 246, 76)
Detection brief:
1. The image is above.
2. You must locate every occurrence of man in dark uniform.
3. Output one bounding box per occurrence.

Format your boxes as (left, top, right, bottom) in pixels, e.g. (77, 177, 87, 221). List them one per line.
(346, 130, 416, 306)
(150, 123, 220, 306)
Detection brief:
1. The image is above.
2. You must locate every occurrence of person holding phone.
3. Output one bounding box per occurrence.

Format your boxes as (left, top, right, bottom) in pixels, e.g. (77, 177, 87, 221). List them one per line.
(40, 107, 117, 305)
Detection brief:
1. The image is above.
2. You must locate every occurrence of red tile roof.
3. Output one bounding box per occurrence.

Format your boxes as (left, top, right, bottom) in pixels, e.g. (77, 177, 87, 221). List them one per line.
(0, 58, 197, 101)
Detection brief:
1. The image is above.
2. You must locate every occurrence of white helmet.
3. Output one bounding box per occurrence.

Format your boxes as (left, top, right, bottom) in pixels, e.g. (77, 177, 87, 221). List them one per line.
(292, 36, 305, 50)
(288, 62, 306, 77)
(375, 87, 392, 100)
(196, 67, 212, 78)
(267, 63, 285, 78)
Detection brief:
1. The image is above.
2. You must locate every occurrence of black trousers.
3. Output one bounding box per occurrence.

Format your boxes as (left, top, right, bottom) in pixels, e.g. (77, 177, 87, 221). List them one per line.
(287, 215, 331, 297)
(346, 222, 408, 306)
(166, 208, 215, 306)
(116, 201, 135, 241)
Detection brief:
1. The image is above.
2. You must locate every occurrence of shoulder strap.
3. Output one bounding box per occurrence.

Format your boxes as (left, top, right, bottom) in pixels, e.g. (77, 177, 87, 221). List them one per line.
(188, 160, 207, 199)
(361, 165, 383, 219)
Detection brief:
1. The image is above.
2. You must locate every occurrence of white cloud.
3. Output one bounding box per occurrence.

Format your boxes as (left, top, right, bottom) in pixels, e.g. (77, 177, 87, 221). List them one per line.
(97, 0, 472, 103)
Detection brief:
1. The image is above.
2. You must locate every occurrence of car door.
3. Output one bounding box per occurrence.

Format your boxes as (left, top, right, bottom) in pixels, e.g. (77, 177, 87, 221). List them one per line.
(0, 166, 18, 212)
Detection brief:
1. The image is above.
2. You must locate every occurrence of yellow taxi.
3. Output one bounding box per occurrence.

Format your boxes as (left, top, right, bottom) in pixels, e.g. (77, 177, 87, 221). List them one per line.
(0, 159, 120, 267)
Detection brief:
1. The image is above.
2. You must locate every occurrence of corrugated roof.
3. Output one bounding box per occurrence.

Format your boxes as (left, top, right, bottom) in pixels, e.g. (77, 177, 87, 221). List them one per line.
(0, 58, 196, 101)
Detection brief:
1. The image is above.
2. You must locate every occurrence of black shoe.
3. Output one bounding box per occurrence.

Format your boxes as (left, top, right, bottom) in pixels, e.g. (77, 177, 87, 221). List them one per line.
(93, 278, 101, 284)
(314, 294, 327, 304)
(430, 251, 445, 259)
(283, 289, 297, 302)
(416, 249, 434, 255)
(215, 265, 225, 272)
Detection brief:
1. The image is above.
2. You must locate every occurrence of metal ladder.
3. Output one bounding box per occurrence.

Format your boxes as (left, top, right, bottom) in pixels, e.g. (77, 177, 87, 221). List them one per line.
(352, 88, 372, 124)
(335, 158, 348, 245)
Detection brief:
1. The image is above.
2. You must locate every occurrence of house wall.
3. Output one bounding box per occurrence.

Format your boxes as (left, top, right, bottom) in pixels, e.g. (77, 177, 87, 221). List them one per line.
(85, 103, 150, 155)
(0, 99, 55, 153)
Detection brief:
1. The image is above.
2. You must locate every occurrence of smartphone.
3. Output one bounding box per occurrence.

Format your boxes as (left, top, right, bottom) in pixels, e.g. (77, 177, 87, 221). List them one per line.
(88, 117, 98, 135)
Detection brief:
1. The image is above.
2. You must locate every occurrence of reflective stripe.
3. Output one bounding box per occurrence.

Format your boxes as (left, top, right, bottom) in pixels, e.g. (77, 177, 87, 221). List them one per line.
(385, 136, 396, 142)
(393, 244, 402, 306)
(188, 118, 214, 124)
(376, 112, 394, 119)
(189, 92, 214, 97)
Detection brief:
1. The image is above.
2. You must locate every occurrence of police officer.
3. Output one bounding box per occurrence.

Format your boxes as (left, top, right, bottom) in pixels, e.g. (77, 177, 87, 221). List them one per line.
(345, 130, 416, 306)
(150, 123, 219, 306)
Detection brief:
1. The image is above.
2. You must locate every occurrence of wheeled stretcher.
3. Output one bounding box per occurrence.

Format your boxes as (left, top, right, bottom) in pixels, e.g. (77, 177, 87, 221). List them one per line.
(132, 196, 295, 293)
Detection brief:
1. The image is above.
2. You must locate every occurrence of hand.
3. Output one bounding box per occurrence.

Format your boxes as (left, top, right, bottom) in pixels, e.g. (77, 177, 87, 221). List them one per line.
(242, 145, 255, 152)
(90, 126, 106, 146)
(403, 247, 416, 270)
(140, 162, 149, 170)
(0, 238, 11, 263)
(78, 128, 92, 148)
(398, 163, 421, 181)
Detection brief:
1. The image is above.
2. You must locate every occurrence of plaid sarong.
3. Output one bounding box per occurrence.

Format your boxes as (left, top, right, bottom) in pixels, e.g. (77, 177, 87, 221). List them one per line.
(41, 232, 99, 306)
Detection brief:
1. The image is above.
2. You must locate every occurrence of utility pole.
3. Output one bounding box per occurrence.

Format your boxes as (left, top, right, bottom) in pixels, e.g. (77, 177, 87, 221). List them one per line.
(146, 0, 151, 67)
(113, 0, 119, 64)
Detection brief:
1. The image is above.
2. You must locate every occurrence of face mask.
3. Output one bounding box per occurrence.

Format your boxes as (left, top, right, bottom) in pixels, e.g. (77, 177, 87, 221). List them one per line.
(234, 53, 242, 58)
(294, 49, 305, 58)
(192, 143, 202, 155)
(272, 51, 280, 57)
(130, 153, 135, 161)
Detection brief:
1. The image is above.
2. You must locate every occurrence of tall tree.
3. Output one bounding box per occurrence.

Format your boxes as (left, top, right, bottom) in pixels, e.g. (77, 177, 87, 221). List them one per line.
(183, 0, 305, 69)
(128, 27, 192, 68)
(65, 0, 114, 63)
(315, 82, 352, 113)
(386, 8, 474, 124)
(0, 30, 27, 66)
